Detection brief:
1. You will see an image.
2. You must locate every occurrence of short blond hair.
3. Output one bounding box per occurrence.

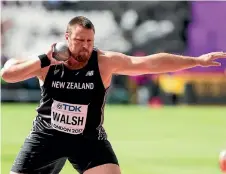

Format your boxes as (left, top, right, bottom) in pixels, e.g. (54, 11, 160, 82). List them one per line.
(66, 16, 95, 35)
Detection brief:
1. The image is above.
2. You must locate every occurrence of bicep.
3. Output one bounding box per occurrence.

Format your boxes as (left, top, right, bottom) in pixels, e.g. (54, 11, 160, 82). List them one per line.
(110, 53, 151, 75)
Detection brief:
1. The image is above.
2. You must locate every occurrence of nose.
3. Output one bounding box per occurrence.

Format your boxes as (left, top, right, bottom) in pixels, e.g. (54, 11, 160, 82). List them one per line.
(82, 41, 89, 50)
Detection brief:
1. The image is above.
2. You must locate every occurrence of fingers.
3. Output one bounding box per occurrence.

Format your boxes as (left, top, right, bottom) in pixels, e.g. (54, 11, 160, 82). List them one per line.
(49, 43, 57, 59)
(45, 43, 64, 65)
(51, 43, 57, 47)
(51, 43, 57, 52)
(210, 61, 221, 66)
(209, 52, 226, 60)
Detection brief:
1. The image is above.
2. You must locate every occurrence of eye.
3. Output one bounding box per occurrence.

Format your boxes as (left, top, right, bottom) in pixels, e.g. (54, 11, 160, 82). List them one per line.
(74, 38, 84, 42)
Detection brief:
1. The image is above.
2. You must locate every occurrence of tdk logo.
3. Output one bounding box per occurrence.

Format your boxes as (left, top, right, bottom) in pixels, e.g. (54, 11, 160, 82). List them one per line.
(62, 104, 81, 112)
(57, 103, 63, 109)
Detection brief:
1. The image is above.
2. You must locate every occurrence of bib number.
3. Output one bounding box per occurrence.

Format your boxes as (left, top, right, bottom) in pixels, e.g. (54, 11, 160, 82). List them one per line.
(51, 100, 88, 134)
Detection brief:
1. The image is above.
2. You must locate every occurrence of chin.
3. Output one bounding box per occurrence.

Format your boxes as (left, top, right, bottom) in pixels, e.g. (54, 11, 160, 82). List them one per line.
(82, 57, 90, 62)
(75, 56, 88, 62)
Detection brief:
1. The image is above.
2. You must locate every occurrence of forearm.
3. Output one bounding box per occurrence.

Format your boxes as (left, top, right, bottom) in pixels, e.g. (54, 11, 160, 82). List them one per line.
(146, 53, 199, 73)
(0, 56, 42, 82)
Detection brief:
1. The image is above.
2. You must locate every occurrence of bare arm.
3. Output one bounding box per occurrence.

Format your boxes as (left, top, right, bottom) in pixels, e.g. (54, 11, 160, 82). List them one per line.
(101, 51, 226, 75)
(0, 44, 62, 83)
(0, 56, 43, 83)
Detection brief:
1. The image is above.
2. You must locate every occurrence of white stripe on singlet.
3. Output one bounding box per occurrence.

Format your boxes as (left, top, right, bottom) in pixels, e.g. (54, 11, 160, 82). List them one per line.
(97, 87, 110, 140)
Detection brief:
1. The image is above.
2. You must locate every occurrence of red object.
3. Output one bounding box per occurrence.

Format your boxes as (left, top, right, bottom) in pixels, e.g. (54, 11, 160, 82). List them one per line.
(148, 97, 163, 108)
(219, 151, 226, 173)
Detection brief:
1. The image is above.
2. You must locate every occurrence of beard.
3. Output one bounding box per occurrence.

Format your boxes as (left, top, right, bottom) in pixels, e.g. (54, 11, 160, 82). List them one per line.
(70, 49, 90, 62)
(76, 55, 89, 62)
(65, 51, 91, 70)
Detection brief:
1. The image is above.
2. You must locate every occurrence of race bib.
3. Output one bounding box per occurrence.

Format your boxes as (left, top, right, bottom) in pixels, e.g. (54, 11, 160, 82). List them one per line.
(51, 100, 88, 135)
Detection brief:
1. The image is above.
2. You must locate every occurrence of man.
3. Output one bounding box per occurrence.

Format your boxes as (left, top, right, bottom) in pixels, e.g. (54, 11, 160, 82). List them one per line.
(1, 16, 226, 174)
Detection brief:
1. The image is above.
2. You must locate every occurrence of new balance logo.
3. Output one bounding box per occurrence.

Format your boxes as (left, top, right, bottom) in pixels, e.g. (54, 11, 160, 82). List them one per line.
(54, 69, 60, 75)
(85, 71, 94, 76)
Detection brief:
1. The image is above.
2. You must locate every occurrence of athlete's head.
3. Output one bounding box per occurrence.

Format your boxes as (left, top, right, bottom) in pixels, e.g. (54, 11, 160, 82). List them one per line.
(65, 16, 95, 64)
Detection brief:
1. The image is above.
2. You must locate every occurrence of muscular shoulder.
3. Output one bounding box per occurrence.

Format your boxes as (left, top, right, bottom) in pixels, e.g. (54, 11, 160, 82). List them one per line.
(97, 49, 126, 61)
(97, 49, 126, 73)
(96, 49, 152, 76)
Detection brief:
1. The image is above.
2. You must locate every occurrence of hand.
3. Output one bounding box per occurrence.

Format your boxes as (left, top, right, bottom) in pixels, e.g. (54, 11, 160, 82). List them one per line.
(46, 43, 64, 65)
(197, 52, 226, 67)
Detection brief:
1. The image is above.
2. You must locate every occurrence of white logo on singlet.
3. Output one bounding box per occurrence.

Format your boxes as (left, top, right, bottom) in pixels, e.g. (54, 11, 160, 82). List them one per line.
(52, 81, 94, 89)
(85, 70, 94, 76)
(51, 100, 88, 134)
(54, 69, 60, 75)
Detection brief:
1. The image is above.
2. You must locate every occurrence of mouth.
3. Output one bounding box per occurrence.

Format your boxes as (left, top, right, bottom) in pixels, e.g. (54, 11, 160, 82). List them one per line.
(68, 55, 87, 63)
(76, 56, 85, 62)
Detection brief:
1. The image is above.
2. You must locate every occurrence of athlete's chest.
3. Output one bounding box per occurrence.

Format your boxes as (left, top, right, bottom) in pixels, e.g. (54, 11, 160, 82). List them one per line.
(50, 69, 96, 90)
(47, 67, 101, 103)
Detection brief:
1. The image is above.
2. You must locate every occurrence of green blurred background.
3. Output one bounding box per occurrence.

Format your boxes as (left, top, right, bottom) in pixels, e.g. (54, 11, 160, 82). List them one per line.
(2, 104, 226, 174)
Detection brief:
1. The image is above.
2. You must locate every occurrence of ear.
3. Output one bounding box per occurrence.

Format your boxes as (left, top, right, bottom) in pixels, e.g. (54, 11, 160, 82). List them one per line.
(65, 32, 69, 41)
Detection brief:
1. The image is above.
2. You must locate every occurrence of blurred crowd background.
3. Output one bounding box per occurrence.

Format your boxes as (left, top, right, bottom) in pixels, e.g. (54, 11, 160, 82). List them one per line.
(1, 1, 226, 105)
